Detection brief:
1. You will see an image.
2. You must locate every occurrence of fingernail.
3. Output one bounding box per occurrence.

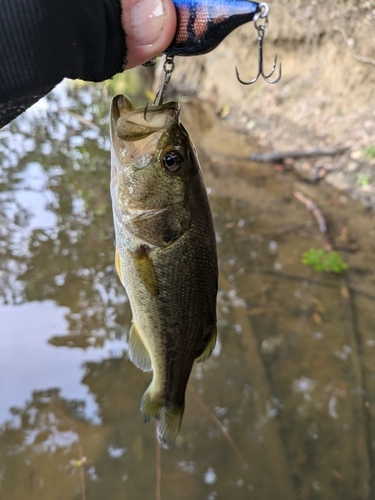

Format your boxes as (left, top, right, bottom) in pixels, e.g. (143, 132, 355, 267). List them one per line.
(132, 0, 165, 46)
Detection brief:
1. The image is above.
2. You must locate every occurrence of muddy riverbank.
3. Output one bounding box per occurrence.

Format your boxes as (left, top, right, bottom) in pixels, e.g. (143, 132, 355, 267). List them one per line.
(160, 0, 375, 208)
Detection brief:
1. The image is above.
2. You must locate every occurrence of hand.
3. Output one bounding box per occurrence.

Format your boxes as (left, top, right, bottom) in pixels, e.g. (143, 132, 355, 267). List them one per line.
(121, 0, 177, 69)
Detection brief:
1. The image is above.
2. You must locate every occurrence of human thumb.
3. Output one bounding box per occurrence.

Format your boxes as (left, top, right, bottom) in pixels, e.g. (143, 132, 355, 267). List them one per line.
(121, 0, 177, 69)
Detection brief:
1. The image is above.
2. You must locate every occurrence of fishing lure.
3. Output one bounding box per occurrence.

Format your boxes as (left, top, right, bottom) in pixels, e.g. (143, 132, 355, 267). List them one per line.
(154, 0, 281, 104)
(165, 0, 261, 56)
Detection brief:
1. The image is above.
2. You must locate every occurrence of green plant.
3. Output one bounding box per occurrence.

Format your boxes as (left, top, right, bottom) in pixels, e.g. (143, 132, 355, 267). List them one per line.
(302, 249, 348, 274)
(357, 172, 371, 187)
(364, 145, 375, 159)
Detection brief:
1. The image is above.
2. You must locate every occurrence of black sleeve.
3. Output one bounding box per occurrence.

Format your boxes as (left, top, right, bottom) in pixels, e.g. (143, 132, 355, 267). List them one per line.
(0, 0, 127, 128)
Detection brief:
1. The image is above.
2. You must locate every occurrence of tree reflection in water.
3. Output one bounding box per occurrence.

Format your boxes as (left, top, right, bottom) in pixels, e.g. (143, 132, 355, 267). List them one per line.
(0, 83, 129, 346)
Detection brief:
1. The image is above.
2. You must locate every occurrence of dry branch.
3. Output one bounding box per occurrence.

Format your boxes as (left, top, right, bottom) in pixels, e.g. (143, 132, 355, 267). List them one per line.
(334, 26, 375, 66)
(155, 424, 162, 500)
(293, 190, 327, 234)
(292, 190, 332, 251)
(188, 385, 247, 466)
(78, 446, 86, 500)
(250, 147, 348, 164)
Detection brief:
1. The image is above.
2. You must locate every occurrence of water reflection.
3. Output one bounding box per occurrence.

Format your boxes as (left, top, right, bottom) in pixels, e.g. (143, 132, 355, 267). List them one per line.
(1, 81, 375, 499)
(0, 83, 128, 346)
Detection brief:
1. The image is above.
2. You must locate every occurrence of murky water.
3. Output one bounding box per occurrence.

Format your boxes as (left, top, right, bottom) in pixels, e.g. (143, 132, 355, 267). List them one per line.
(1, 80, 375, 500)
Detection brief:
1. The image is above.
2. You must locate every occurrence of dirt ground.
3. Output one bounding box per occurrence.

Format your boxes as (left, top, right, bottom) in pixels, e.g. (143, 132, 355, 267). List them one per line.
(161, 0, 375, 209)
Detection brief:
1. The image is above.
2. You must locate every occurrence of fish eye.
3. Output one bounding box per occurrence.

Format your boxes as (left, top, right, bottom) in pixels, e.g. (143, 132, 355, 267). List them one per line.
(163, 151, 183, 172)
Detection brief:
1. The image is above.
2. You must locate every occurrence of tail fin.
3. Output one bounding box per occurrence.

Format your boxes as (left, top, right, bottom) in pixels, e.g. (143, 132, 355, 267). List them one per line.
(141, 386, 184, 449)
(157, 404, 185, 449)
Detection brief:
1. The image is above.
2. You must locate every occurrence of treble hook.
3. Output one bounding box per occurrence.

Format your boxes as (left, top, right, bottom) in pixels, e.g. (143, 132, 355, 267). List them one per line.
(236, 2, 281, 85)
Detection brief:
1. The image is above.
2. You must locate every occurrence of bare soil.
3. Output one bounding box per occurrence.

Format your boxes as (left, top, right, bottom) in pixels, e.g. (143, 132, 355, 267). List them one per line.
(165, 0, 375, 208)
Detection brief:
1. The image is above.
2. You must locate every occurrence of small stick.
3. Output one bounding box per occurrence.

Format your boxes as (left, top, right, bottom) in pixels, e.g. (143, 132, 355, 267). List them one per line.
(293, 190, 327, 234)
(155, 423, 162, 500)
(78, 446, 86, 500)
(60, 110, 101, 132)
(188, 385, 247, 466)
(250, 147, 348, 164)
(334, 26, 375, 66)
(292, 190, 332, 251)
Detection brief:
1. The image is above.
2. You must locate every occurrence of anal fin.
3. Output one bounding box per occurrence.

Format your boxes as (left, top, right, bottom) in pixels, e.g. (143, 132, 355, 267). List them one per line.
(195, 324, 217, 363)
(129, 322, 152, 372)
(141, 385, 162, 423)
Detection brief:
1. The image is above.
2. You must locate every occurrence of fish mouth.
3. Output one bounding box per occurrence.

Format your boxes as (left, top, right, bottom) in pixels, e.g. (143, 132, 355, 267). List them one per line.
(111, 95, 180, 143)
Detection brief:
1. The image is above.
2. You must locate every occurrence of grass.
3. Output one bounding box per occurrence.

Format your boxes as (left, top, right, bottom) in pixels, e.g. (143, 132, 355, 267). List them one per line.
(364, 145, 375, 159)
(302, 249, 348, 274)
(357, 172, 371, 187)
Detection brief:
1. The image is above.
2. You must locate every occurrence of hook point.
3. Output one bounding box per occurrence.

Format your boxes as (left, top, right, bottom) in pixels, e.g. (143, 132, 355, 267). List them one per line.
(143, 102, 149, 121)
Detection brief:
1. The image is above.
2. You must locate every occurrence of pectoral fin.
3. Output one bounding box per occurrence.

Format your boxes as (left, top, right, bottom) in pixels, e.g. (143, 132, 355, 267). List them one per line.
(128, 245, 159, 296)
(195, 325, 217, 363)
(129, 322, 152, 372)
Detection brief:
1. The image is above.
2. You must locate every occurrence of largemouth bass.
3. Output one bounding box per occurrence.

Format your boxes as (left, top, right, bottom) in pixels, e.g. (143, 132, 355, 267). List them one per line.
(110, 95, 218, 448)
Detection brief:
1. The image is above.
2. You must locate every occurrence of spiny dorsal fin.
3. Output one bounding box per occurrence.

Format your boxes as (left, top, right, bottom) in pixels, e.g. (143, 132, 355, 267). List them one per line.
(128, 322, 152, 372)
(128, 245, 159, 296)
(195, 324, 217, 363)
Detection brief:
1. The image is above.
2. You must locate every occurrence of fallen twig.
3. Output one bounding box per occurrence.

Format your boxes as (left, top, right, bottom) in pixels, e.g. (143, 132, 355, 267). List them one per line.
(155, 423, 161, 500)
(334, 26, 375, 66)
(250, 147, 348, 164)
(293, 189, 327, 234)
(78, 445, 86, 500)
(188, 385, 247, 467)
(293, 190, 327, 234)
(293, 190, 332, 251)
(59, 109, 101, 132)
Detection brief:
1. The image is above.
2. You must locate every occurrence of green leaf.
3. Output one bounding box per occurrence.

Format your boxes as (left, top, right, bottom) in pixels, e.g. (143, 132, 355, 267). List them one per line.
(302, 249, 348, 274)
